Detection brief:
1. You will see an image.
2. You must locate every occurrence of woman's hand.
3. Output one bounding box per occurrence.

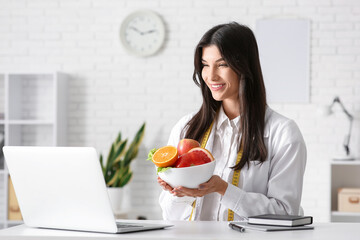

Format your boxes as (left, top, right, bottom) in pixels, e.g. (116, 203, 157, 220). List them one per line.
(158, 176, 188, 197)
(171, 175, 228, 198)
(157, 176, 173, 192)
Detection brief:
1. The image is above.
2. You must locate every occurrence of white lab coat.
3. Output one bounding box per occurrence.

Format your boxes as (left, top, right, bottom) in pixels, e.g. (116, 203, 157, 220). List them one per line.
(159, 107, 307, 221)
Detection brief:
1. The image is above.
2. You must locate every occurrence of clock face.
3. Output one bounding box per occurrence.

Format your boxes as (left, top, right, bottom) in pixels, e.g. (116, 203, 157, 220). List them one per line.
(120, 10, 165, 57)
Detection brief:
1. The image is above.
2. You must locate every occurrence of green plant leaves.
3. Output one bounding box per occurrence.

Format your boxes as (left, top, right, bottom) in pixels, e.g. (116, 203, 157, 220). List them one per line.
(100, 154, 105, 174)
(113, 140, 127, 165)
(100, 123, 145, 188)
(123, 123, 145, 167)
(119, 171, 132, 188)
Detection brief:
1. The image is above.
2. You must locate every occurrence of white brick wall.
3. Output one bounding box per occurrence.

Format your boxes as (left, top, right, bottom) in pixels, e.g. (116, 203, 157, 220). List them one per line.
(1, 0, 360, 222)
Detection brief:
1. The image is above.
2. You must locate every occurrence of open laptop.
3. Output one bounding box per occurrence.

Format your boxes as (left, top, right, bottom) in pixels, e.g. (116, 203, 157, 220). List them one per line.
(3, 146, 172, 233)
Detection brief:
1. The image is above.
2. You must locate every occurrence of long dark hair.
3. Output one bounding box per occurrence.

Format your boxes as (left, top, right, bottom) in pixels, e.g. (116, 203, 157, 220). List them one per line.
(183, 22, 267, 170)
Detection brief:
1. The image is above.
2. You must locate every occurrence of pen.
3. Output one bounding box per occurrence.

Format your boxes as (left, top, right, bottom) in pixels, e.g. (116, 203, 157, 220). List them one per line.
(229, 223, 245, 233)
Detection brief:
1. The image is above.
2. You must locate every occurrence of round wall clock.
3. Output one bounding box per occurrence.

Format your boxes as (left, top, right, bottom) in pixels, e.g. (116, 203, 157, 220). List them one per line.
(120, 10, 166, 57)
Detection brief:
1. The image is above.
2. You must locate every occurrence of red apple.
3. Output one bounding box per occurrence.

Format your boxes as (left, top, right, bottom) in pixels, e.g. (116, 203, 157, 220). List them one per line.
(177, 139, 200, 156)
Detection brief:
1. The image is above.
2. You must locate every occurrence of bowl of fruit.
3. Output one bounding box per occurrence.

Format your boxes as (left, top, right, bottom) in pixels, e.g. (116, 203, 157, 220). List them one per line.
(148, 139, 216, 189)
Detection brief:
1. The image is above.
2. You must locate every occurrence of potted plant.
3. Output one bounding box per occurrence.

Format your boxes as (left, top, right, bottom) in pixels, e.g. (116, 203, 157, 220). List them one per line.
(100, 123, 145, 214)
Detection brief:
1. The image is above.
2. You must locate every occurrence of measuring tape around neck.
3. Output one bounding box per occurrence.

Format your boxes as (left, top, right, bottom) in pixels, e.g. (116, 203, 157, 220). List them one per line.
(188, 120, 242, 221)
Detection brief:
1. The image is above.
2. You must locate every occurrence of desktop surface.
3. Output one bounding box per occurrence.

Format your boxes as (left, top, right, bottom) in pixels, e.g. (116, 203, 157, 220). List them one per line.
(0, 220, 359, 240)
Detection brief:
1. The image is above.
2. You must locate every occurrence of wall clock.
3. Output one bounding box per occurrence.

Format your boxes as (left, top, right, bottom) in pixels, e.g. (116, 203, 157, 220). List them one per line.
(120, 10, 166, 57)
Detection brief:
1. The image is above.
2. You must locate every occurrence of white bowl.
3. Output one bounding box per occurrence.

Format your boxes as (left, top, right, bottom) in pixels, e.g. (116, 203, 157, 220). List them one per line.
(158, 160, 216, 189)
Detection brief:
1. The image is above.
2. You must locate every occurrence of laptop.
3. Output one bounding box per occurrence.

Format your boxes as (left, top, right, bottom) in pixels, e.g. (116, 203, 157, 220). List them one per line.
(3, 146, 172, 233)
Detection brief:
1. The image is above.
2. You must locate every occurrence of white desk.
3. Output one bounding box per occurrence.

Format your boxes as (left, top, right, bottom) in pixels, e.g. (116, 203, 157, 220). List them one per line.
(0, 221, 359, 240)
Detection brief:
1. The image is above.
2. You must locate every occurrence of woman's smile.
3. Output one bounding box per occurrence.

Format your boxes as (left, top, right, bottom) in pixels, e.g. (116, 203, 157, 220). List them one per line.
(210, 83, 225, 91)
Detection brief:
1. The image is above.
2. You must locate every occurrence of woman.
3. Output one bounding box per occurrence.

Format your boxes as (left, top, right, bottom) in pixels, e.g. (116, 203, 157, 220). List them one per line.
(158, 22, 307, 221)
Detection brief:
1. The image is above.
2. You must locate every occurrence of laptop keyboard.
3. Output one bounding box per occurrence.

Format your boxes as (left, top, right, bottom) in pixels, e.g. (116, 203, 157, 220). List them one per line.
(116, 223, 143, 228)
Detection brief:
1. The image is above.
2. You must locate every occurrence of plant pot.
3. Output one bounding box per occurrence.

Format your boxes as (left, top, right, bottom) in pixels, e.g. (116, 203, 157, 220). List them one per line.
(107, 187, 123, 214)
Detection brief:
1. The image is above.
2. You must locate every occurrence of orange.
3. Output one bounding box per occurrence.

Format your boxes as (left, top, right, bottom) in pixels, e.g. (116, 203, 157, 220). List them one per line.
(152, 146, 178, 167)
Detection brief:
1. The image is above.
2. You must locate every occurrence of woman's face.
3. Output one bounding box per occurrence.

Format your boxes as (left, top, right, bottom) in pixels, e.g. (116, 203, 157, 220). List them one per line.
(201, 45, 239, 102)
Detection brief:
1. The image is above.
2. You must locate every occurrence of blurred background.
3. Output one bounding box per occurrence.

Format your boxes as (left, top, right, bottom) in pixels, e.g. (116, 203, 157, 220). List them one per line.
(0, 0, 360, 226)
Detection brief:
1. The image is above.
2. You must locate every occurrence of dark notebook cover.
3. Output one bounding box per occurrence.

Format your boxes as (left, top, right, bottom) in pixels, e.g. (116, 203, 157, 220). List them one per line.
(248, 214, 313, 227)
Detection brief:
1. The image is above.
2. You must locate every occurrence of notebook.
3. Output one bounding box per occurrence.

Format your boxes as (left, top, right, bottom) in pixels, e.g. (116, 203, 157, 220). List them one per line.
(3, 146, 173, 233)
(229, 221, 314, 232)
(248, 214, 313, 227)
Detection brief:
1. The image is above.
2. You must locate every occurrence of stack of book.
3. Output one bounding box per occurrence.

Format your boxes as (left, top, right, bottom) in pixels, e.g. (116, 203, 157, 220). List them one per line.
(229, 214, 314, 232)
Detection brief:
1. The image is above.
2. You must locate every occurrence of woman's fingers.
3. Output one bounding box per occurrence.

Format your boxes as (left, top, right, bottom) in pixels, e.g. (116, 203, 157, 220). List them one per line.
(172, 186, 205, 197)
(157, 176, 173, 192)
(199, 175, 228, 195)
(170, 176, 227, 197)
(171, 190, 185, 197)
(158, 175, 227, 197)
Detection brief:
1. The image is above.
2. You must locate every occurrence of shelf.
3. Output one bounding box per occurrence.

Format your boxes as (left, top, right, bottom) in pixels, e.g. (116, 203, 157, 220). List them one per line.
(0, 75, 4, 124)
(331, 160, 360, 165)
(6, 220, 23, 225)
(8, 124, 55, 146)
(331, 211, 360, 222)
(0, 71, 68, 229)
(8, 74, 55, 121)
(4, 71, 57, 75)
(332, 211, 360, 217)
(330, 163, 360, 222)
(8, 120, 54, 125)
